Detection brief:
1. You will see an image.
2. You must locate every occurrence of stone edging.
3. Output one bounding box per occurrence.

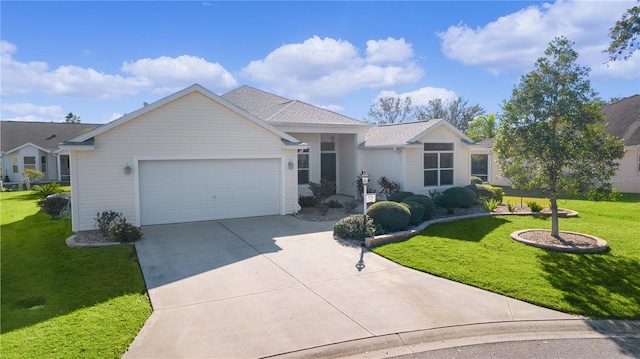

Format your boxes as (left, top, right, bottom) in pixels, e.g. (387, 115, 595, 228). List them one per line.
(511, 229, 608, 253)
(364, 209, 579, 248)
(65, 235, 133, 248)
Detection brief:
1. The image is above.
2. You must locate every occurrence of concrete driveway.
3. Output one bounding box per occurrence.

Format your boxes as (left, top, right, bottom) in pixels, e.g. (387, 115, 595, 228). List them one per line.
(124, 215, 575, 358)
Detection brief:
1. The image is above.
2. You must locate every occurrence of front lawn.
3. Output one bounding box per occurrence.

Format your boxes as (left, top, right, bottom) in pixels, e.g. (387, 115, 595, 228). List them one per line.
(372, 193, 640, 319)
(0, 190, 152, 358)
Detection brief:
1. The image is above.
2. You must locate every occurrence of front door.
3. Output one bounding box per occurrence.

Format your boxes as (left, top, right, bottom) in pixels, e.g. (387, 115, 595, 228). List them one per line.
(321, 153, 337, 194)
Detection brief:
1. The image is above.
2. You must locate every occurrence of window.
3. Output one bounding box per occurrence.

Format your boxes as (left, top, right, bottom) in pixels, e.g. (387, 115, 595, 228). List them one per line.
(23, 156, 36, 170)
(298, 149, 309, 185)
(11, 156, 18, 173)
(320, 141, 335, 151)
(471, 154, 489, 182)
(423, 143, 454, 187)
(41, 156, 47, 173)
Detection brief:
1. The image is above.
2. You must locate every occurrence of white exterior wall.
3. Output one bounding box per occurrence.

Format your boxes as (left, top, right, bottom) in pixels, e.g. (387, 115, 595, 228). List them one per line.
(2, 146, 57, 182)
(291, 133, 320, 197)
(611, 148, 640, 193)
(336, 133, 357, 197)
(362, 149, 403, 198)
(70, 92, 292, 231)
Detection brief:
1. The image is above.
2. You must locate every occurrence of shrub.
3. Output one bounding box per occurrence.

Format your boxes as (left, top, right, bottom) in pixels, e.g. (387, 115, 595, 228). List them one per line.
(464, 184, 494, 203)
(333, 214, 376, 242)
(470, 176, 483, 185)
(308, 178, 336, 204)
(482, 198, 501, 211)
(526, 201, 544, 212)
(344, 200, 358, 213)
(108, 217, 143, 243)
(507, 201, 517, 212)
(22, 168, 44, 184)
(482, 185, 503, 203)
(387, 191, 415, 203)
(298, 195, 318, 208)
(403, 195, 435, 220)
(441, 187, 476, 209)
(37, 196, 69, 219)
(401, 201, 426, 226)
(377, 176, 401, 197)
(32, 182, 62, 199)
(367, 201, 411, 232)
(95, 210, 122, 236)
(327, 199, 343, 208)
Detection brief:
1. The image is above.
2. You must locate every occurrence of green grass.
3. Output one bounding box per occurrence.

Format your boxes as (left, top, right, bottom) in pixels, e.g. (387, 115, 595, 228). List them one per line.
(372, 193, 640, 319)
(1, 189, 152, 358)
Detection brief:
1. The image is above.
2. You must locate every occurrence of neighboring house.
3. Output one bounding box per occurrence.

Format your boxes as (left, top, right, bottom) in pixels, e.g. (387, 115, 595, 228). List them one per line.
(480, 94, 640, 193)
(0, 121, 100, 184)
(61, 84, 482, 232)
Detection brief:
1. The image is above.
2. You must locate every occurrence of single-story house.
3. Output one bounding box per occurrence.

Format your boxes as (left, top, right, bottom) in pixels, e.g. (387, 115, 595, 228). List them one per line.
(479, 94, 640, 193)
(1, 121, 101, 184)
(61, 84, 485, 232)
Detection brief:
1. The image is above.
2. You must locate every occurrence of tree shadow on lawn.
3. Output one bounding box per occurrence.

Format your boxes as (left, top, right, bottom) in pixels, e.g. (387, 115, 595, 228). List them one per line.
(1, 212, 148, 333)
(540, 251, 640, 356)
(425, 216, 512, 242)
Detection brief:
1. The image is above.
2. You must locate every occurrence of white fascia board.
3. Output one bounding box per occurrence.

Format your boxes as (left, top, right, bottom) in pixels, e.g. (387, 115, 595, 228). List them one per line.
(4, 142, 51, 154)
(58, 144, 94, 151)
(407, 119, 474, 144)
(282, 141, 309, 150)
(68, 84, 301, 145)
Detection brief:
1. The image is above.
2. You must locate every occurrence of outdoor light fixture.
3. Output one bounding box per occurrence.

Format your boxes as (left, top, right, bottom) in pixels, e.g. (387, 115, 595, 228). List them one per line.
(356, 170, 369, 271)
(330, 135, 335, 142)
(288, 159, 294, 169)
(124, 163, 132, 175)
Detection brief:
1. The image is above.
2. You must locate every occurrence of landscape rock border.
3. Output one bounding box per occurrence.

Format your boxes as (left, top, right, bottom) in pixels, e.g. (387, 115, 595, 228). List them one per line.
(66, 234, 132, 248)
(511, 229, 608, 254)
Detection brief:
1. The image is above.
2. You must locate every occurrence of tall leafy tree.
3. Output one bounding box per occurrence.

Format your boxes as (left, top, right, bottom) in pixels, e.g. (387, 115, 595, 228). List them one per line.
(467, 113, 497, 142)
(606, 6, 639, 61)
(495, 37, 624, 237)
(366, 96, 413, 124)
(415, 97, 484, 132)
(64, 112, 81, 123)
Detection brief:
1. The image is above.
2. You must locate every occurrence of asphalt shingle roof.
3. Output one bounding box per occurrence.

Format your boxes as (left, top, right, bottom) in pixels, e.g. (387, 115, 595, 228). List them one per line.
(362, 120, 441, 147)
(222, 85, 366, 126)
(1, 121, 101, 153)
(602, 94, 640, 147)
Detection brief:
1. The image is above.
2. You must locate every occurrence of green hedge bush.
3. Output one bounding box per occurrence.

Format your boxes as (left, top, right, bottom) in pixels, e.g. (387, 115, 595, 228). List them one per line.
(387, 191, 415, 203)
(470, 176, 483, 185)
(465, 184, 494, 203)
(37, 195, 69, 219)
(298, 195, 318, 208)
(403, 195, 435, 220)
(401, 201, 426, 226)
(333, 214, 376, 242)
(481, 184, 503, 203)
(442, 187, 476, 209)
(367, 201, 411, 232)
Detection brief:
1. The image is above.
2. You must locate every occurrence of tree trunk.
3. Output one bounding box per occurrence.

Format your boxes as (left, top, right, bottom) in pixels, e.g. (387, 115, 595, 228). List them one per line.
(550, 194, 559, 237)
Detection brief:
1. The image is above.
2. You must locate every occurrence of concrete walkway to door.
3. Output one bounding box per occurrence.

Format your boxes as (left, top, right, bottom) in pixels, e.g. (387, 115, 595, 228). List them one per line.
(124, 215, 577, 358)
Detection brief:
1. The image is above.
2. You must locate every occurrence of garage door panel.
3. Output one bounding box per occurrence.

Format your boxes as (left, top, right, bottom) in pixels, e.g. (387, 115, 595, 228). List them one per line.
(140, 159, 280, 225)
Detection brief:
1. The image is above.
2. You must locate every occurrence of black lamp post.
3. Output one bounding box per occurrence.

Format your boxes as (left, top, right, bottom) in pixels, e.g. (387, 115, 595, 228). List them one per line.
(356, 171, 368, 271)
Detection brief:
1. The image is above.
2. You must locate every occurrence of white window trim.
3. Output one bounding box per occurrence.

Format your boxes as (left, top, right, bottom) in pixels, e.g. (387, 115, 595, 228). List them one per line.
(423, 142, 455, 187)
(298, 148, 310, 185)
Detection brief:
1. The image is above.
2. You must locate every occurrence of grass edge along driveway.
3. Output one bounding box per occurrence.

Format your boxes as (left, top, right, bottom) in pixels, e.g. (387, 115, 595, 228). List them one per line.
(1, 190, 151, 358)
(372, 193, 640, 319)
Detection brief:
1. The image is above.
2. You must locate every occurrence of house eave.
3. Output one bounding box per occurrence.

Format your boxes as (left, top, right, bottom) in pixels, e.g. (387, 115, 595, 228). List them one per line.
(59, 138, 95, 151)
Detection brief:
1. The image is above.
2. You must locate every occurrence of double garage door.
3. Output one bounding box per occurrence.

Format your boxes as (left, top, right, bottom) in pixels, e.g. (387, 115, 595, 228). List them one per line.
(139, 159, 281, 225)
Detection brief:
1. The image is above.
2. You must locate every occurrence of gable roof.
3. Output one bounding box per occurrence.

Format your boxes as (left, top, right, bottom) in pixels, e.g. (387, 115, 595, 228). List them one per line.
(602, 94, 640, 147)
(66, 84, 302, 145)
(222, 85, 367, 126)
(0, 121, 101, 154)
(361, 119, 473, 148)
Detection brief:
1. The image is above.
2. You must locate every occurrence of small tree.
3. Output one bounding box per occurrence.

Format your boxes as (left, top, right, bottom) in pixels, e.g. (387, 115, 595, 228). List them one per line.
(495, 37, 624, 237)
(22, 168, 44, 188)
(366, 96, 413, 124)
(65, 112, 81, 123)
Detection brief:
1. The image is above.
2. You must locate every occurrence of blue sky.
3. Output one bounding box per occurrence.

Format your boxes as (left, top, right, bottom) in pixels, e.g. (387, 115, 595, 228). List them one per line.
(1, 1, 638, 124)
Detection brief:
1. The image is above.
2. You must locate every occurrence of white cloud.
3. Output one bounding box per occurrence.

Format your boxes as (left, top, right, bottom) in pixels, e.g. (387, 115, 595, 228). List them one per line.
(0, 41, 237, 99)
(366, 37, 414, 63)
(438, 0, 639, 78)
(377, 87, 458, 107)
(241, 36, 424, 103)
(1, 102, 65, 122)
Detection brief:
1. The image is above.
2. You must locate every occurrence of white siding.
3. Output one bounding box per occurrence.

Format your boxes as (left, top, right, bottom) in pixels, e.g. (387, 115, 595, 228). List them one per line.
(610, 148, 640, 193)
(71, 92, 291, 231)
(362, 149, 402, 198)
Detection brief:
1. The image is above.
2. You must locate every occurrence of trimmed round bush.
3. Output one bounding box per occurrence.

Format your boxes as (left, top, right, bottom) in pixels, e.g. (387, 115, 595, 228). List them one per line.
(465, 184, 494, 203)
(442, 187, 476, 209)
(333, 214, 376, 241)
(366, 201, 411, 232)
(482, 185, 503, 203)
(298, 195, 318, 208)
(37, 196, 69, 219)
(403, 195, 435, 220)
(387, 191, 415, 203)
(401, 201, 425, 226)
